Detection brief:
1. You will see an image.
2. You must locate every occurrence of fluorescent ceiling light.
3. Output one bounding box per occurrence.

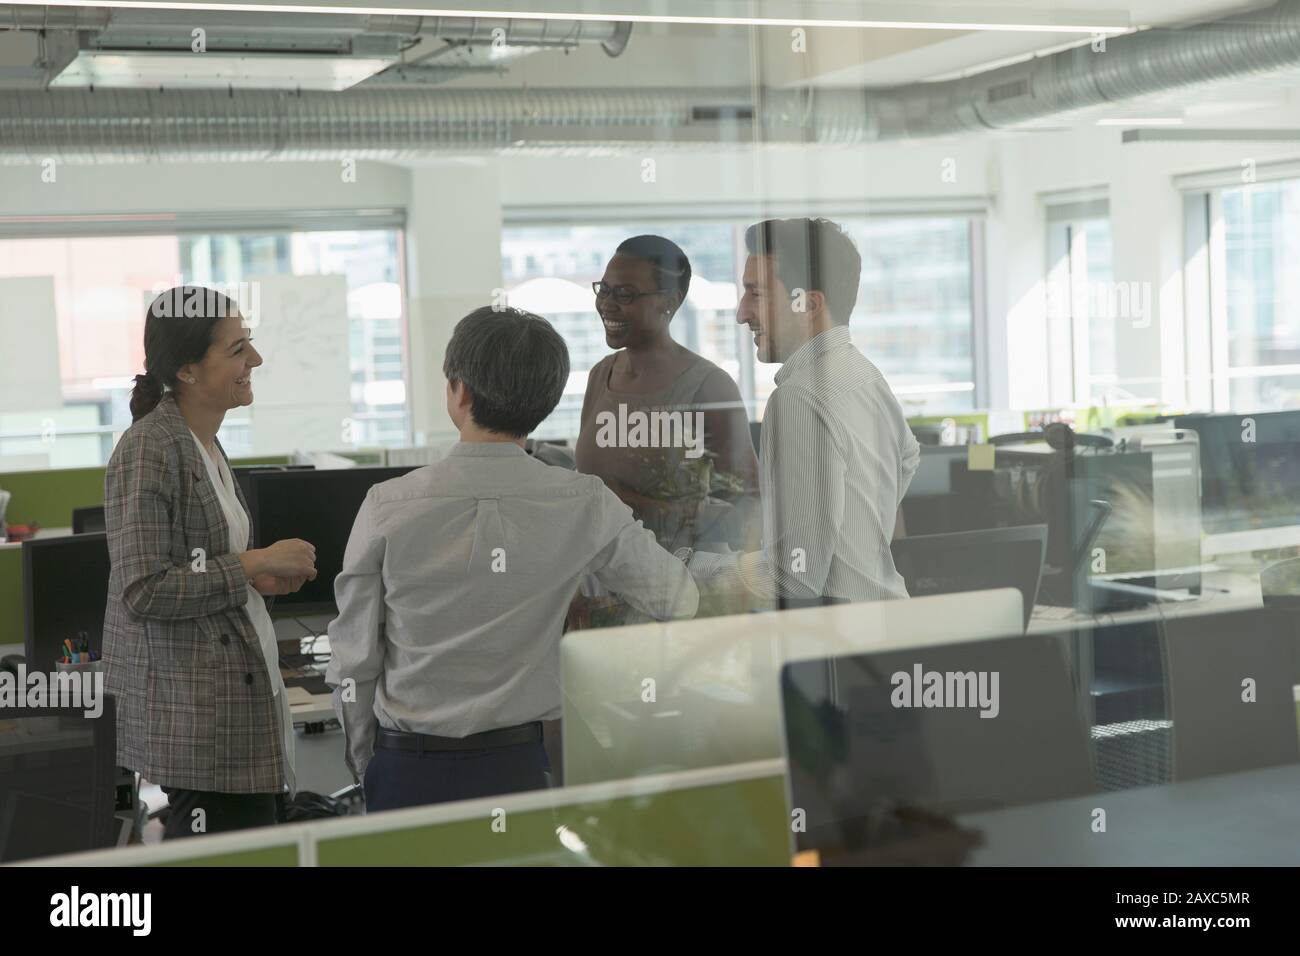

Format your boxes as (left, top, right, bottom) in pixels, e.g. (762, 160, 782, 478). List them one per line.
(50, 49, 395, 90)
(1096, 117, 1184, 126)
(19, 1, 1132, 33)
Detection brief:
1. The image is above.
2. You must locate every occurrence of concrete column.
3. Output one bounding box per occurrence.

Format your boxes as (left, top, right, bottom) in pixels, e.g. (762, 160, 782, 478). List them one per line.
(987, 139, 1050, 411)
(1109, 150, 1186, 406)
(404, 159, 504, 445)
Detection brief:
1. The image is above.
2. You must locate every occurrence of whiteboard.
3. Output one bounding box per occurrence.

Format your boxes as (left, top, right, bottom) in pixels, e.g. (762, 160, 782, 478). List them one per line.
(244, 275, 353, 454)
(0, 277, 63, 414)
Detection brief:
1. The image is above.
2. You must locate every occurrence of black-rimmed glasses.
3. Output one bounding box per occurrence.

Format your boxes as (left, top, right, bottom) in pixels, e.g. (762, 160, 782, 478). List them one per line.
(592, 281, 670, 306)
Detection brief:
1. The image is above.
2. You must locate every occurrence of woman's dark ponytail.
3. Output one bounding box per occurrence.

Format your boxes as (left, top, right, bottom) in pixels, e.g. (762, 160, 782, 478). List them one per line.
(131, 286, 237, 423)
(129, 370, 165, 422)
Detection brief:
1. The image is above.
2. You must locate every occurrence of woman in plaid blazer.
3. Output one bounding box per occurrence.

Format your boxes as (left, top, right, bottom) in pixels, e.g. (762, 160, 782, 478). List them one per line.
(104, 286, 317, 839)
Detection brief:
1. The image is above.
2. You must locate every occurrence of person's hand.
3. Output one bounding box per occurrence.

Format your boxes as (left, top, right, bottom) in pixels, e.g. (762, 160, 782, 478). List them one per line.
(242, 538, 317, 581)
(685, 548, 728, 582)
(251, 574, 309, 596)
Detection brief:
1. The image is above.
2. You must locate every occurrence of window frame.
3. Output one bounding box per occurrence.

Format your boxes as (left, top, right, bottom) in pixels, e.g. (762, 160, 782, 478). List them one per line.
(1043, 191, 1113, 407)
(1182, 172, 1300, 414)
(502, 200, 991, 416)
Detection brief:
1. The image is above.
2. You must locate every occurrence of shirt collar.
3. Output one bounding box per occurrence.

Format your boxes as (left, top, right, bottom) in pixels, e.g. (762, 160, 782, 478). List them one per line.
(445, 441, 529, 458)
(775, 325, 853, 385)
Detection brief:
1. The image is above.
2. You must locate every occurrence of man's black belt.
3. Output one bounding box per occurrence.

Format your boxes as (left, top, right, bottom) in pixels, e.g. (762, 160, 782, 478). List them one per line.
(375, 721, 543, 753)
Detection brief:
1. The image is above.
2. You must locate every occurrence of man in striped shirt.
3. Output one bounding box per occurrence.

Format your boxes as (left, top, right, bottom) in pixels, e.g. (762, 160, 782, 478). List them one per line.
(686, 217, 920, 604)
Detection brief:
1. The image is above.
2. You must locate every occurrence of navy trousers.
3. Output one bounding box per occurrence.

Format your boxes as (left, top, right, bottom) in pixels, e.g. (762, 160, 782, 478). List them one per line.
(363, 741, 552, 812)
(161, 787, 280, 839)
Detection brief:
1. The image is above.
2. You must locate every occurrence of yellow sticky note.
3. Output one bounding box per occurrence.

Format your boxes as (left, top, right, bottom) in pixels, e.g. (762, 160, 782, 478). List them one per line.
(968, 443, 995, 471)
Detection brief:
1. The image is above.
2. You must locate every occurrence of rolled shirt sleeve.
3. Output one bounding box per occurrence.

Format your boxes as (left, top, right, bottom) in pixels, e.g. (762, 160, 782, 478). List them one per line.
(691, 384, 844, 600)
(588, 486, 699, 621)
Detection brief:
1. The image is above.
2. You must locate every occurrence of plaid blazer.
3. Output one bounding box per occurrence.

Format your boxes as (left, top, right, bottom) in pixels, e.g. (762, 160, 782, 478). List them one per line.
(103, 394, 285, 794)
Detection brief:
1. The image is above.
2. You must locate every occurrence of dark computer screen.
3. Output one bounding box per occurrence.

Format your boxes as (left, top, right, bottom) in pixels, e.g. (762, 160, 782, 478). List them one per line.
(890, 524, 1046, 631)
(1174, 411, 1300, 533)
(248, 467, 417, 614)
(780, 606, 1300, 863)
(780, 630, 1093, 860)
(71, 506, 105, 534)
(22, 533, 110, 672)
(232, 464, 314, 515)
(0, 700, 117, 862)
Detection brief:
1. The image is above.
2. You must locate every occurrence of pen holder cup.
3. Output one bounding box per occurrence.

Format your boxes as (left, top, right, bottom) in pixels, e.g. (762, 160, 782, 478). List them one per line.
(55, 660, 104, 675)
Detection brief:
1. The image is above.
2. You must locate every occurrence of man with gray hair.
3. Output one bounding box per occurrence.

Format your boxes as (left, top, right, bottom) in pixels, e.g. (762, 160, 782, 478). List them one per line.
(327, 306, 698, 811)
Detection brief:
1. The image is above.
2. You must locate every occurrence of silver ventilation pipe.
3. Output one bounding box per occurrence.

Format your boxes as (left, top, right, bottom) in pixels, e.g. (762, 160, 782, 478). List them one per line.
(0, 0, 1298, 161)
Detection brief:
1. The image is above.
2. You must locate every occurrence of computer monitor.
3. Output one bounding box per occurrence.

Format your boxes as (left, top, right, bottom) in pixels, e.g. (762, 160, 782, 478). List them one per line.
(71, 506, 105, 534)
(944, 448, 1158, 611)
(1174, 411, 1300, 551)
(1161, 606, 1300, 781)
(906, 446, 969, 498)
(247, 466, 417, 615)
(0, 697, 118, 862)
(890, 524, 1047, 631)
(232, 463, 314, 512)
(779, 631, 1094, 861)
(560, 588, 1024, 786)
(22, 533, 110, 673)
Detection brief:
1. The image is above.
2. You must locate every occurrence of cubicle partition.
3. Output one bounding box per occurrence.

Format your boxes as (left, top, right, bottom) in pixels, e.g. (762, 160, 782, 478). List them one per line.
(0, 453, 392, 645)
(560, 589, 1024, 786)
(22, 760, 789, 868)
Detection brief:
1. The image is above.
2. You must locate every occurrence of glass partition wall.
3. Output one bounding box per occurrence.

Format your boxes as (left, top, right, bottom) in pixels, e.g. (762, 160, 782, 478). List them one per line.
(2, 1, 1300, 878)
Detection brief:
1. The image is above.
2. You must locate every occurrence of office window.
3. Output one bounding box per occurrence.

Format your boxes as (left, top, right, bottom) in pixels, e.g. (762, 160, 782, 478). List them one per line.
(1046, 205, 1116, 404)
(842, 217, 978, 414)
(502, 212, 982, 437)
(0, 226, 409, 465)
(1218, 179, 1300, 411)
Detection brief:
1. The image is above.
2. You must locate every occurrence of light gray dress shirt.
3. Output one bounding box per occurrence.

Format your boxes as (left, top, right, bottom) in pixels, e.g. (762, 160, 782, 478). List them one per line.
(325, 441, 699, 776)
(692, 326, 921, 603)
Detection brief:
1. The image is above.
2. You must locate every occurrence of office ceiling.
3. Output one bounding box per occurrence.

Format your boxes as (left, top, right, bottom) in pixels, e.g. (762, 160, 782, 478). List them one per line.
(1, 0, 1299, 161)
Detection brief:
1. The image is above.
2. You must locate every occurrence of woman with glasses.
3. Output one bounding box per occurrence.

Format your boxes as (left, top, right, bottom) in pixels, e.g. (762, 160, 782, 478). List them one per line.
(576, 235, 759, 573)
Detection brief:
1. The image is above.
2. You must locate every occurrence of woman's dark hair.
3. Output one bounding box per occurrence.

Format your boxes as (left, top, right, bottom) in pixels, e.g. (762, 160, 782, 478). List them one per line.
(131, 286, 238, 422)
(615, 235, 692, 309)
(443, 306, 570, 438)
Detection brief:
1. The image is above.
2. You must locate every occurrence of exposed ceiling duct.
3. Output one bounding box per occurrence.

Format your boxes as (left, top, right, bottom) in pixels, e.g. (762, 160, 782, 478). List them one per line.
(0, 0, 1299, 161)
(0, 6, 633, 91)
(0, 7, 633, 56)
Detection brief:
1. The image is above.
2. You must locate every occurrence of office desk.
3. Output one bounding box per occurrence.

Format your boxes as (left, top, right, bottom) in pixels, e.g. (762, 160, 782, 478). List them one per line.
(288, 688, 335, 725)
(0, 526, 74, 551)
(959, 763, 1300, 865)
(1028, 569, 1263, 635)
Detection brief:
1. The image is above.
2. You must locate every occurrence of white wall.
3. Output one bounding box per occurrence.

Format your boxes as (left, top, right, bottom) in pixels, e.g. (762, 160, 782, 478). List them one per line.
(496, 141, 992, 208)
(0, 160, 410, 217)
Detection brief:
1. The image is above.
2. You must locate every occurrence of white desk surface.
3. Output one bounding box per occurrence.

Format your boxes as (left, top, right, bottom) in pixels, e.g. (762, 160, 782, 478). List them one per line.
(287, 688, 335, 724)
(1028, 568, 1263, 634)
